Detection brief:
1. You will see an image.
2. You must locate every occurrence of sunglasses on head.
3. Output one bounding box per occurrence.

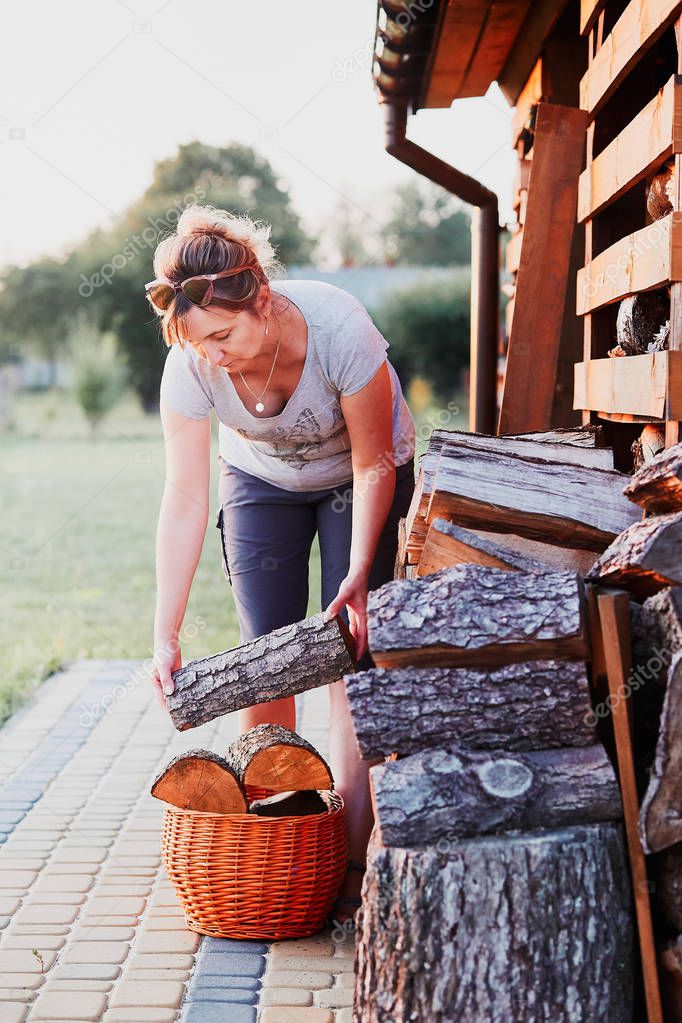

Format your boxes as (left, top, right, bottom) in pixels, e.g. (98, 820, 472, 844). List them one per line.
(144, 263, 254, 313)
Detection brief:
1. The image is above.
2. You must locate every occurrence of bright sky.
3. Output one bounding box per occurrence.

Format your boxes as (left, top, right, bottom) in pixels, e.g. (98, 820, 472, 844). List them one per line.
(0, 0, 515, 270)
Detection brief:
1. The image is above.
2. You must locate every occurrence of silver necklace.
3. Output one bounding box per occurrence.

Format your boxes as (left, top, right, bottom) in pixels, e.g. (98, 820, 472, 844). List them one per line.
(238, 315, 280, 413)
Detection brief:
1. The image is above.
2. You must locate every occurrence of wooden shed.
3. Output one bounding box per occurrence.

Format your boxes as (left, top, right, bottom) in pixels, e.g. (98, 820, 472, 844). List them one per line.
(342, 2, 682, 1021)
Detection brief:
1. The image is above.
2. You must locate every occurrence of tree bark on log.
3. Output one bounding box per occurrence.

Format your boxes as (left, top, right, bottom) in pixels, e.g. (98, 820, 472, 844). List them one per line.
(427, 443, 639, 551)
(652, 842, 682, 933)
(225, 723, 333, 791)
(370, 743, 621, 847)
(405, 426, 610, 562)
(353, 822, 634, 1023)
(367, 565, 588, 669)
(624, 441, 682, 514)
(150, 750, 248, 813)
(659, 936, 682, 1023)
(344, 660, 595, 759)
(417, 519, 552, 577)
(640, 649, 682, 853)
(166, 613, 355, 731)
(585, 511, 682, 599)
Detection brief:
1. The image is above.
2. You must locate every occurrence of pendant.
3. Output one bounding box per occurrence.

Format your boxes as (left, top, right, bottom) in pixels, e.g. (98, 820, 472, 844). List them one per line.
(255, 401, 265, 413)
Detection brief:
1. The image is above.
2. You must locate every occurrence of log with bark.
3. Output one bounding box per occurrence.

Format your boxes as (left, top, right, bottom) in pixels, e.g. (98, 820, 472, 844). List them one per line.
(344, 660, 595, 759)
(249, 790, 329, 817)
(659, 936, 682, 1023)
(624, 441, 682, 514)
(354, 822, 633, 1023)
(225, 723, 333, 791)
(585, 511, 682, 598)
(165, 612, 355, 730)
(405, 426, 611, 562)
(647, 158, 676, 220)
(615, 290, 670, 356)
(417, 518, 551, 577)
(369, 743, 622, 847)
(427, 442, 639, 551)
(640, 649, 682, 853)
(631, 424, 666, 473)
(150, 750, 248, 813)
(367, 565, 588, 669)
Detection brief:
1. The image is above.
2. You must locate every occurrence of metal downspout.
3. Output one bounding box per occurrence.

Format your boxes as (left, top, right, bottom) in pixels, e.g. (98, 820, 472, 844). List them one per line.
(382, 102, 500, 434)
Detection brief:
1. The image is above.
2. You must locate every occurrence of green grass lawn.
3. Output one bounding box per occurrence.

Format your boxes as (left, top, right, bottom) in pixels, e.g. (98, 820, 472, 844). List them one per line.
(0, 385, 467, 726)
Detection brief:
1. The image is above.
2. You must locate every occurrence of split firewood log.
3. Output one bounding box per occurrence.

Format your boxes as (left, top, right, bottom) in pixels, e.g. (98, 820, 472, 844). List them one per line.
(249, 789, 329, 817)
(616, 290, 670, 355)
(344, 660, 595, 759)
(624, 441, 682, 514)
(165, 612, 355, 730)
(652, 842, 682, 933)
(417, 519, 551, 577)
(631, 425, 666, 473)
(150, 750, 248, 813)
(369, 743, 621, 847)
(225, 724, 333, 791)
(647, 158, 676, 220)
(354, 822, 633, 1023)
(427, 443, 639, 550)
(405, 426, 611, 563)
(659, 936, 682, 1023)
(585, 511, 682, 598)
(640, 649, 682, 853)
(367, 565, 588, 669)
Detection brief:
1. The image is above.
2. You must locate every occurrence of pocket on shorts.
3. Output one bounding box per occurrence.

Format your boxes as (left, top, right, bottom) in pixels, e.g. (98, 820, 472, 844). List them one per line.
(215, 506, 232, 584)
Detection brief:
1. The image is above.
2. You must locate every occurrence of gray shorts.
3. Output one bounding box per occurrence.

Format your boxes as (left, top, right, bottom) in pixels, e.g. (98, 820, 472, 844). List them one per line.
(215, 456, 415, 669)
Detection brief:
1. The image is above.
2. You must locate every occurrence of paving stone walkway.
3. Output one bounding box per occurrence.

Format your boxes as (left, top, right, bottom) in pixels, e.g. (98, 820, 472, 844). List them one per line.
(0, 660, 356, 1022)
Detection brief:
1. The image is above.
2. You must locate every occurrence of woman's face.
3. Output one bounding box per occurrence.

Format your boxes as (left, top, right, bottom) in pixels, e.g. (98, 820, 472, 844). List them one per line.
(181, 289, 270, 370)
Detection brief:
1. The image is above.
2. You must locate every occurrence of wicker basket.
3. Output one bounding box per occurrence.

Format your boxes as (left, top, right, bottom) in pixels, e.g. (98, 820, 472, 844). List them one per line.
(160, 788, 348, 940)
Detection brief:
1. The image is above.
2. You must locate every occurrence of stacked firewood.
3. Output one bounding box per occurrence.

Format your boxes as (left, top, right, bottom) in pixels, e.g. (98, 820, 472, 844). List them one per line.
(151, 724, 334, 818)
(347, 426, 653, 1023)
(587, 441, 682, 1011)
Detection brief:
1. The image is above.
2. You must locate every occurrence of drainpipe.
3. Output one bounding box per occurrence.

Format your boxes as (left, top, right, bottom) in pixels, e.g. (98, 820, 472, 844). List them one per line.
(382, 102, 500, 434)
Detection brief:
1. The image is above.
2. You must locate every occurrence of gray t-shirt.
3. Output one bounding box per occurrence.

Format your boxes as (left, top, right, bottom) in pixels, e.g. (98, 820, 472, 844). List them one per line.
(159, 278, 416, 491)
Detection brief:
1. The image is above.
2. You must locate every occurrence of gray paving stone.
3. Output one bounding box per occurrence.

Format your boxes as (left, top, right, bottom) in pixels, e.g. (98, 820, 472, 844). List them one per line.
(182, 1002, 256, 1022)
(193, 953, 265, 978)
(202, 938, 268, 955)
(191, 976, 259, 991)
(185, 988, 257, 1004)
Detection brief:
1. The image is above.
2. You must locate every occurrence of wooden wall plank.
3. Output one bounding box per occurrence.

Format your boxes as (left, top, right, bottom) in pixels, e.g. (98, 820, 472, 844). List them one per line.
(580, 0, 608, 36)
(577, 212, 682, 314)
(573, 350, 682, 419)
(498, 102, 588, 434)
(511, 58, 543, 147)
(580, 0, 682, 116)
(578, 76, 682, 222)
(505, 229, 524, 274)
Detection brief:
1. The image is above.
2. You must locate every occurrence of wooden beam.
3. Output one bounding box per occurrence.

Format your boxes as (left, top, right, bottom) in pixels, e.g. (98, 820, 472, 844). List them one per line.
(573, 350, 682, 419)
(580, 0, 608, 36)
(499, 103, 588, 434)
(577, 212, 682, 314)
(596, 589, 664, 1023)
(580, 0, 682, 115)
(578, 76, 682, 222)
(498, 0, 570, 105)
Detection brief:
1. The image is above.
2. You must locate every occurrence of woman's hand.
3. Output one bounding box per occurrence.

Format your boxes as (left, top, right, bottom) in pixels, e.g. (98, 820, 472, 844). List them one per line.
(323, 568, 369, 661)
(149, 639, 182, 711)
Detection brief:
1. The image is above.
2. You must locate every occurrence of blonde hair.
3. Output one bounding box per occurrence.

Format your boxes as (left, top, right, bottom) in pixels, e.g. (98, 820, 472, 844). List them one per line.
(151, 203, 286, 347)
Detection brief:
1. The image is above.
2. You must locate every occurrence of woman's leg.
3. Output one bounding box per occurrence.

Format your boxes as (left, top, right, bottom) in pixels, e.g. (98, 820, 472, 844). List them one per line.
(218, 463, 317, 733)
(317, 460, 416, 907)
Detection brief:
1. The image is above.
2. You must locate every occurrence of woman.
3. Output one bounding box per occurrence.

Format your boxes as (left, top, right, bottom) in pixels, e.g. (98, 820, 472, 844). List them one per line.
(147, 204, 416, 922)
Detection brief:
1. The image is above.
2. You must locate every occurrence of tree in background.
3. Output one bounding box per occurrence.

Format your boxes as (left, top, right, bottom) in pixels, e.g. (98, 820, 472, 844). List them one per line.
(371, 270, 471, 402)
(0, 141, 315, 412)
(380, 180, 471, 266)
(68, 310, 128, 435)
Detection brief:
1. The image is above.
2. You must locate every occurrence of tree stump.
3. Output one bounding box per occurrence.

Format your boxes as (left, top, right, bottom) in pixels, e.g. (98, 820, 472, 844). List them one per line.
(354, 823, 633, 1023)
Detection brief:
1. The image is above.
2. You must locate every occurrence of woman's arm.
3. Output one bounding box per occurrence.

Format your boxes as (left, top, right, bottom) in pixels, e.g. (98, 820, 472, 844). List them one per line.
(151, 401, 211, 705)
(323, 361, 395, 659)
